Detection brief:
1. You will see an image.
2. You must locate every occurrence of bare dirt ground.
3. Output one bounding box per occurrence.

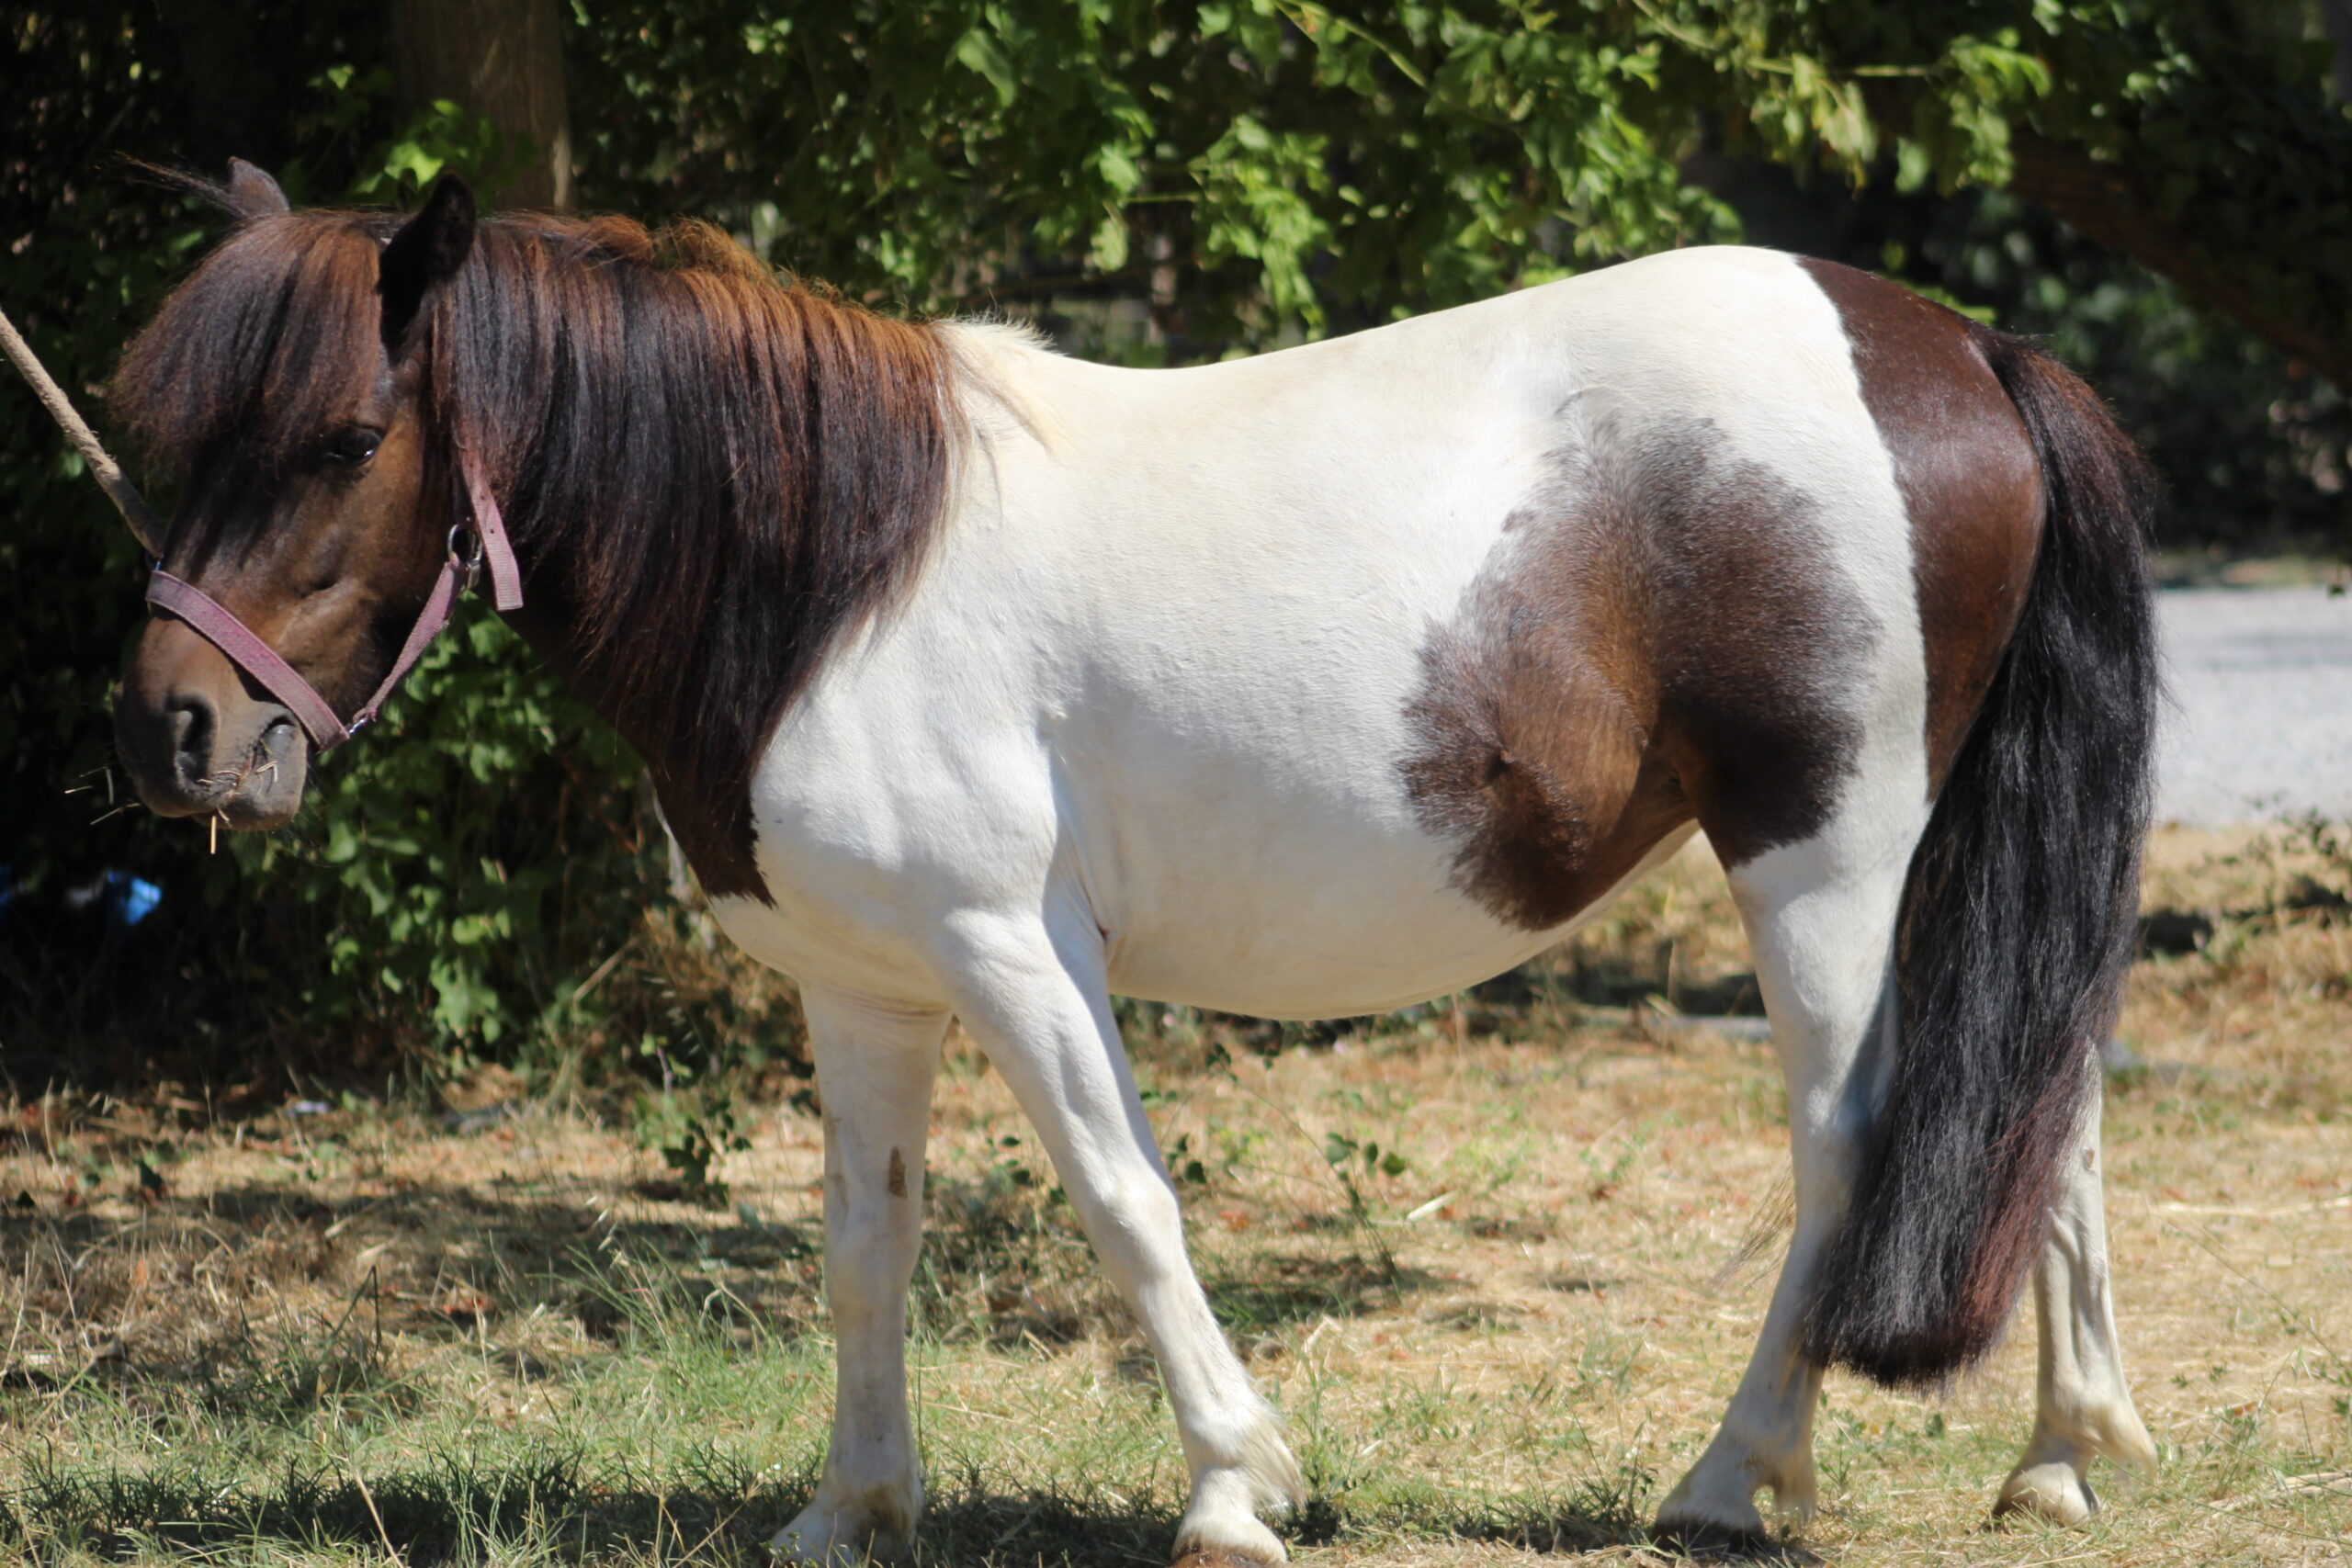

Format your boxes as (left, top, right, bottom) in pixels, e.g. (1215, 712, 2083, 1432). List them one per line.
(3, 825, 2348, 1564)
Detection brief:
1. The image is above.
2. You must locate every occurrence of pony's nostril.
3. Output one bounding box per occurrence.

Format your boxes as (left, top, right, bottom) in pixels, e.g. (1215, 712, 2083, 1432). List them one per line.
(167, 695, 215, 785)
(257, 715, 301, 773)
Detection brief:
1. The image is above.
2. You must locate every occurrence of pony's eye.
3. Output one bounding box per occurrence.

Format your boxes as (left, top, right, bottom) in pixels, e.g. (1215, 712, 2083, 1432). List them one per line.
(323, 427, 381, 467)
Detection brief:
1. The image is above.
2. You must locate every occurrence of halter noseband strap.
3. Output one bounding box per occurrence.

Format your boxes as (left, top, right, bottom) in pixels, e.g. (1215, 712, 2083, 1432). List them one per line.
(143, 447, 523, 752)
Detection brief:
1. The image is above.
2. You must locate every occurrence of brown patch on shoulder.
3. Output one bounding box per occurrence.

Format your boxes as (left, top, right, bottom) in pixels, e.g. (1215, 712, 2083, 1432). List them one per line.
(1798, 259, 2043, 790)
(1402, 417, 1878, 926)
(887, 1146, 907, 1197)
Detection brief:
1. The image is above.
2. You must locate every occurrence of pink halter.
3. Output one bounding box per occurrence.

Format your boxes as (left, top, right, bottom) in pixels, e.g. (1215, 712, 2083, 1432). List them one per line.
(143, 449, 523, 751)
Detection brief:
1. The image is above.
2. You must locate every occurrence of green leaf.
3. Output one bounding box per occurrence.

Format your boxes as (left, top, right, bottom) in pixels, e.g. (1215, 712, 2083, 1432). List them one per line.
(955, 27, 1020, 108)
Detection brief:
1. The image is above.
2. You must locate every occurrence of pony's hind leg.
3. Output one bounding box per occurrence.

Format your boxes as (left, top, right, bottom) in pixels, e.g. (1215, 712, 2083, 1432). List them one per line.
(939, 902, 1305, 1565)
(1995, 1089, 2157, 1524)
(772, 987, 950, 1565)
(1653, 808, 1919, 1548)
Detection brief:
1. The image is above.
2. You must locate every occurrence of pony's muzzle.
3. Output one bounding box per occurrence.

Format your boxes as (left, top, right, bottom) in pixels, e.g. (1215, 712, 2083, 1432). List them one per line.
(116, 618, 311, 829)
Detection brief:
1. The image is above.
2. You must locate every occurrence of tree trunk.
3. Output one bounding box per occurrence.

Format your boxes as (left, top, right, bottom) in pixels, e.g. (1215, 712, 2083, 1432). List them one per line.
(2006, 131, 2352, 390)
(390, 0, 571, 211)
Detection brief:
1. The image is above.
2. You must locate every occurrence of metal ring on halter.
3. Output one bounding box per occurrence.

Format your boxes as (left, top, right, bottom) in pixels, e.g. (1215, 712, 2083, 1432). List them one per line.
(447, 523, 484, 593)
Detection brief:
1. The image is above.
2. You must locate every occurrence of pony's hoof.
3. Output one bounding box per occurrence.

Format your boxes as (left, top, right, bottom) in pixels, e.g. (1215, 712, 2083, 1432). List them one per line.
(1993, 1461, 2098, 1527)
(1171, 1466, 1290, 1565)
(1170, 1512, 1286, 1566)
(770, 1502, 910, 1564)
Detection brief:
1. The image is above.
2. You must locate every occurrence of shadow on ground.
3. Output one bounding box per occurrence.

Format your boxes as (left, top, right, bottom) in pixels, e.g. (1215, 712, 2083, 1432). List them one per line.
(1, 1144, 1445, 1427)
(0, 1174, 823, 1386)
(5, 1452, 1764, 1565)
(1205, 1247, 1438, 1335)
(3, 1454, 1256, 1567)
(0, 1464, 1160, 1565)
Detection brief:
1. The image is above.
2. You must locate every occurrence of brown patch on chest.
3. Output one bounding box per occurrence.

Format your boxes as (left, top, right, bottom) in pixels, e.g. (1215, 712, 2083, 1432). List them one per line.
(646, 755, 759, 905)
(1798, 259, 2042, 789)
(1401, 418, 1878, 930)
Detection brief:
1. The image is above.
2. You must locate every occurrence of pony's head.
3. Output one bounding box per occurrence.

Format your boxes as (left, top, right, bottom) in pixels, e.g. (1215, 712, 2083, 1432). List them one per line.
(111, 164, 479, 828)
(106, 161, 960, 895)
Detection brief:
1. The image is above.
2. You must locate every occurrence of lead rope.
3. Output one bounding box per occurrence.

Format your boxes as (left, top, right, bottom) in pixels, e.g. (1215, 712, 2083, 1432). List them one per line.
(0, 303, 165, 552)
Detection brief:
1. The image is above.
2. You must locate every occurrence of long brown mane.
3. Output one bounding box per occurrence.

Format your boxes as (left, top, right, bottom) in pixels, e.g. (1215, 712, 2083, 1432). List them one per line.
(116, 206, 964, 900)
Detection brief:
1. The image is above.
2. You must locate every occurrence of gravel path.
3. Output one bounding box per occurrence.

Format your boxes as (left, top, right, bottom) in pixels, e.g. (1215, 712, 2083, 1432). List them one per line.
(2155, 585, 2352, 827)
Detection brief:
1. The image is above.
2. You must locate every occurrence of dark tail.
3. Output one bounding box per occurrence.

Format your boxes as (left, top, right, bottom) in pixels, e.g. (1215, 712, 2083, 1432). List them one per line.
(1800, 329, 2160, 1386)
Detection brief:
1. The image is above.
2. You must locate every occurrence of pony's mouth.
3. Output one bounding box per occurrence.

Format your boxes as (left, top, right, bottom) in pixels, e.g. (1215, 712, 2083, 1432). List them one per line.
(120, 704, 311, 831)
(202, 718, 310, 829)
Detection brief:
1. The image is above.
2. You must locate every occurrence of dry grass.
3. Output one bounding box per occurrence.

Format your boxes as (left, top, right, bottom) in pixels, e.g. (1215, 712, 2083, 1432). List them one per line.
(2, 826, 2346, 1564)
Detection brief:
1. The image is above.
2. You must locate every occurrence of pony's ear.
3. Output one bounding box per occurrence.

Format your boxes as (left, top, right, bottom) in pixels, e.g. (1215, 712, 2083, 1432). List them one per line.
(225, 159, 289, 221)
(379, 173, 477, 354)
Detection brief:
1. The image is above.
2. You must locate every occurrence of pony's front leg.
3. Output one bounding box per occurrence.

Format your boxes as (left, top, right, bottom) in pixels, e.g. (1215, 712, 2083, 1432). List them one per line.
(941, 908, 1305, 1566)
(1996, 1090, 2157, 1524)
(772, 987, 950, 1565)
(1654, 829, 1913, 1549)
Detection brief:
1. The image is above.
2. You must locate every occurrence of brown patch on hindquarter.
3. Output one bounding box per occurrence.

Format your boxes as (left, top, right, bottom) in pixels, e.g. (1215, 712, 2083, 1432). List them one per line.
(1403, 419, 1878, 929)
(887, 1146, 907, 1197)
(1798, 259, 2043, 789)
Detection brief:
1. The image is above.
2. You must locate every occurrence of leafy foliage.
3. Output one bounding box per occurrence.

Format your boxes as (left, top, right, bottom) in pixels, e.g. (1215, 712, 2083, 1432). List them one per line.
(569, 2, 2352, 375)
(570, 0, 1733, 348)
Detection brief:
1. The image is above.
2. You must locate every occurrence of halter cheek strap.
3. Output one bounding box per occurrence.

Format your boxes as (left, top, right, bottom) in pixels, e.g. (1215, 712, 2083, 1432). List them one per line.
(144, 448, 523, 752)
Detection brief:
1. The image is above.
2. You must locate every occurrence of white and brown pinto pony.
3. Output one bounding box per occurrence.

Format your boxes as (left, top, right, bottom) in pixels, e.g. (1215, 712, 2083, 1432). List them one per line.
(110, 166, 2160, 1561)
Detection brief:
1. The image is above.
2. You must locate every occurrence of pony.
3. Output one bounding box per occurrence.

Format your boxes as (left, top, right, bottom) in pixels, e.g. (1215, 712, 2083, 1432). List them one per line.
(107, 163, 2160, 1562)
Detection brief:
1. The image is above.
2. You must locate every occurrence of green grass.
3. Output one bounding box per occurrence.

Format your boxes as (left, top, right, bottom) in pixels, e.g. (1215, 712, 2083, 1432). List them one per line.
(5, 826, 2349, 1564)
